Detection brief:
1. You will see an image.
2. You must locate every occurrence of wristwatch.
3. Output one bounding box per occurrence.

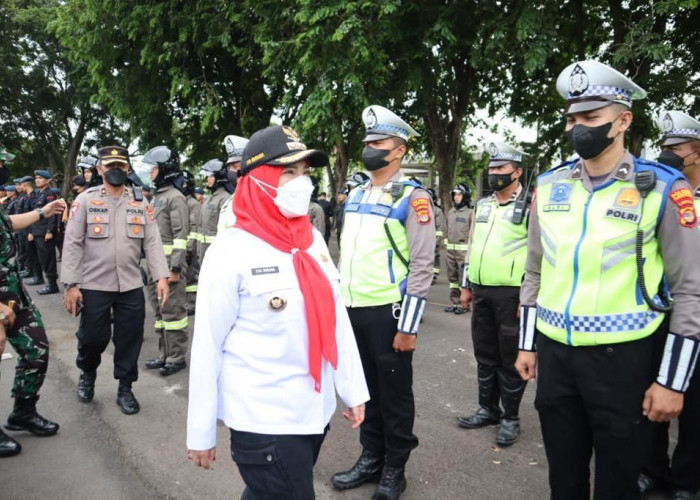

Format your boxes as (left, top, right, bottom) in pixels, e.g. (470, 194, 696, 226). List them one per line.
(63, 283, 79, 290)
(34, 208, 45, 220)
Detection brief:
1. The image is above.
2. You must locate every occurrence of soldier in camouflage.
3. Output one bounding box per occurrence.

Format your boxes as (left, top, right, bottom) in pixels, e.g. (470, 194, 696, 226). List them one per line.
(0, 145, 67, 458)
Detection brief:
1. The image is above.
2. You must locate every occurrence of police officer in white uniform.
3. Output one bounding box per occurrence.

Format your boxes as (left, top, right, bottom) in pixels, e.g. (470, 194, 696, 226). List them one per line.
(515, 61, 700, 499)
(641, 111, 700, 499)
(332, 105, 435, 500)
(186, 125, 368, 499)
(217, 134, 249, 234)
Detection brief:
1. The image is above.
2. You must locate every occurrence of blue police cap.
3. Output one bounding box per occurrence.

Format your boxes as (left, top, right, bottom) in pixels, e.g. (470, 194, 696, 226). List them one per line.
(5, 185, 16, 192)
(20, 176, 33, 183)
(194, 187, 204, 195)
(34, 169, 52, 179)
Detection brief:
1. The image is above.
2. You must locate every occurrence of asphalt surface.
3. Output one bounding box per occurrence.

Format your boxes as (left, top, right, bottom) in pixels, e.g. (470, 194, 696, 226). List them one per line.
(0, 241, 682, 499)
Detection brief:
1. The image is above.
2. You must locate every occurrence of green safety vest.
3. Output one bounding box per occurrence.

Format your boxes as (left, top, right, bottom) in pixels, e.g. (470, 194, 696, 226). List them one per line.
(339, 180, 418, 307)
(468, 196, 528, 287)
(534, 158, 679, 346)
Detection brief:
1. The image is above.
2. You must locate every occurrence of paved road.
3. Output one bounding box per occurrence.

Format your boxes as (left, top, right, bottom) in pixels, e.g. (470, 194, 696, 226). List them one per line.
(0, 245, 680, 499)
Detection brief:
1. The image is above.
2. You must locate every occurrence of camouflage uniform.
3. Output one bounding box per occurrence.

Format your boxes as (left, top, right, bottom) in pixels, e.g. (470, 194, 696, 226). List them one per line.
(0, 206, 49, 398)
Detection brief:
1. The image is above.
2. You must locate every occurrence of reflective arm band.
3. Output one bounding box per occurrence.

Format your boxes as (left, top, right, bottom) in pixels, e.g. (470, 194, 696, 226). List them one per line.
(445, 243, 468, 251)
(162, 244, 173, 255)
(397, 294, 427, 335)
(435, 230, 444, 237)
(519, 305, 537, 352)
(656, 332, 700, 393)
(443, 238, 449, 245)
(173, 239, 187, 250)
(204, 235, 216, 243)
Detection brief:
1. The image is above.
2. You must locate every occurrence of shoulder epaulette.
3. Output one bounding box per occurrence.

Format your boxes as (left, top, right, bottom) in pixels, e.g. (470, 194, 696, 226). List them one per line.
(539, 158, 578, 178)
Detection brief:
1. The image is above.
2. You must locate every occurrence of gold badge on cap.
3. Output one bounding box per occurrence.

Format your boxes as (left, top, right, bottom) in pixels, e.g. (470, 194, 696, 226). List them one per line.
(268, 296, 287, 312)
(111, 149, 118, 155)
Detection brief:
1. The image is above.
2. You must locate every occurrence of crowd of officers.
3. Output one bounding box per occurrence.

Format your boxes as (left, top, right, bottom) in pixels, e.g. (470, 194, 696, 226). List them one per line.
(0, 57, 699, 500)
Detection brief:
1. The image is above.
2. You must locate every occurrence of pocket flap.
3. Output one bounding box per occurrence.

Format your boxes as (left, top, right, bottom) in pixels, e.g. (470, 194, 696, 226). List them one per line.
(231, 444, 276, 465)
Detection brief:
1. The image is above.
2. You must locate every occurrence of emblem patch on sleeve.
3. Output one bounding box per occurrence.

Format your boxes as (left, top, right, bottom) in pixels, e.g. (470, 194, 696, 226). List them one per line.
(411, 198, 431, 225)
(669, 188, 697, 228)
(69, 202, 80, 219)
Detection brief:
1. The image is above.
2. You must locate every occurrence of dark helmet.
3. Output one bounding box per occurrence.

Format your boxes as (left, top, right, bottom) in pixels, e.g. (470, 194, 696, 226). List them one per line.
(199, 158, 232, 192)
(173, 170, 195, 197)
(426, 187, 439, 206)
(451, 183, 471, 209)
(77, 155, 101, 187)
(346, 171, 370, 191)
(142, 146, 180, 188)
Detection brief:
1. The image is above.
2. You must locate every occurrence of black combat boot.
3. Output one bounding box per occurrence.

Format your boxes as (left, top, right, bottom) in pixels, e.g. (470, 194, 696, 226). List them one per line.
(5, 395, 59, 436)
(19, 269, 32, 279)
(116, 381, 140, 415)
(0, 428, 21, 458)
(76, 371, 96, 402)
(159, 361, 187, 376)
(372, 466, 407, 500)
(24, 275, 45, 286)
(331, 449, 384, 490)
(495, 371, 527, 446)
(457, 365, 501, 428)
(37, 280, 59, 295)
(144, 358, 165, 370)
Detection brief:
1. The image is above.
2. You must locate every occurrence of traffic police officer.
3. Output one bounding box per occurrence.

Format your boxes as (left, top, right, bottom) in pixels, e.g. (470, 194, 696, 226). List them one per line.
(515, 61, 700, 499)
(457, 141, 529, 446)
(61, 146, 170, 414)
(426, 188, 444, 285)
(174, 171, 201, 315)
(444, 183, 472, 313)
(332, 105, 435, 499)
(141, 146, 190, 376)
(216, 134, 248, 233)
(641, 111, 700, 499)
(31, 170, 60, 295)
(0, 148, 65, 457)
(197, 159, 231, 263)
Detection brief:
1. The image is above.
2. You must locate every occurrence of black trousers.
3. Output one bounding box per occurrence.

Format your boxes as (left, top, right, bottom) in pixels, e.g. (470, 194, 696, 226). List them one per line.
(348, 305, 418, 468)
(34, 235, 57, 280)
(535, 333, 657, 500)
(76, 288, 145, 382)
(471, 285, 520, 380)
(645, 363, 700, 493)
(16, 230, 28, 270)
(230, 428, 327, 500)
(26, 237, 42, 277)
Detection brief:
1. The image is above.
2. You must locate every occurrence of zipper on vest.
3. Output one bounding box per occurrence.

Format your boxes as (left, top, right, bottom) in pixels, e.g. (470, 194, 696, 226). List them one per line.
(564, 191, 593, 345)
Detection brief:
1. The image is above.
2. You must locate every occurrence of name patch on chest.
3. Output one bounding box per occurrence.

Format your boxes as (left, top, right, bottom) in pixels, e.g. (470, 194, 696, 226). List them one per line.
(543, 204, 571, 212)
(605, 208, 640, 223)
(251, 266, 280, 276)
(475, 205, 491, 222)
(88, 207, 108, 214)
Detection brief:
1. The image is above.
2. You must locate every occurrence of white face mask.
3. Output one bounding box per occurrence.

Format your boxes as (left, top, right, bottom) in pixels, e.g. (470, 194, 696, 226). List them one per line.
(252, 174, 314, 218)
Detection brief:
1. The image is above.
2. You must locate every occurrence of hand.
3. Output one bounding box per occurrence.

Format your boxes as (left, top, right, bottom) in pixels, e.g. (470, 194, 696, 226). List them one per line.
(0, 302, 16, 328)
(168, 272, 180, 284)
(63, 287, 83, 316)
(460, 288, 474, 311)
(393, 332, 416, 352)
(27, 233, 34, 242)
(343, 404, 365, 429)
(156, 278, 169, 307)
(187, 448, 216, 469)
(43, 199, 67, 217)
(0, 323, 6, 357)
(515, 351, 537, 381)
(643, 382, 684, 422)
(45, 232, 53, 241)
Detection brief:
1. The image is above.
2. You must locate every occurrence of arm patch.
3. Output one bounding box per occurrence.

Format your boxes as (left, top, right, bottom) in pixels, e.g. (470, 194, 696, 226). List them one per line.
(411, 198, 431, 225)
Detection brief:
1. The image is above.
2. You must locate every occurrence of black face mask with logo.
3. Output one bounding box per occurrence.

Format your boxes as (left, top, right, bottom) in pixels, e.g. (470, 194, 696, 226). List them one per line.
(488, 173, 514, 191)
(362, 146, 392, 171)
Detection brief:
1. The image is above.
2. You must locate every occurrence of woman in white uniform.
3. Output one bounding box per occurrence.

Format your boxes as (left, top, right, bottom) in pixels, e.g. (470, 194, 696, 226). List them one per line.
(186, 125, 369, 499)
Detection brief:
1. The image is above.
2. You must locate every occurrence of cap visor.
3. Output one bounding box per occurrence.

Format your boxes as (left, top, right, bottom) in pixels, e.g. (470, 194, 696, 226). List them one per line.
(660, 137, 698, 147)
(363, 133, 395, 142)
(488, 160, 517, 167)
(268, 149, 329, 168)
(565, 100, 615, 115)
(101, 158, 129, 166)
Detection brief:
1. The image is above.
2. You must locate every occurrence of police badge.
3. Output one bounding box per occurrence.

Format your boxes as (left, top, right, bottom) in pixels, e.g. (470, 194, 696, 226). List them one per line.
(364, 108, 378, 129)
(487, 142, 499, 157)
(661, 113, 674, 132)
(569, 64, 589, 96)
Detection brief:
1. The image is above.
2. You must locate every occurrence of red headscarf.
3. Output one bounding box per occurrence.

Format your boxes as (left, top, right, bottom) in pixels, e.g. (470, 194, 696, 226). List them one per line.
(233, 165, 337, 392)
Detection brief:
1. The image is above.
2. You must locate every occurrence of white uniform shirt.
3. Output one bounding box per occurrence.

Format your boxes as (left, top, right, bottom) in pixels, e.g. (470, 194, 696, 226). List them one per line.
(216, 194, 236, 234)
(187, 227, 369, 450)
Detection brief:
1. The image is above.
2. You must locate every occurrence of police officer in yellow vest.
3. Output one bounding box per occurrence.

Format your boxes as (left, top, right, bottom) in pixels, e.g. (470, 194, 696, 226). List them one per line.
(641, 110, 700, 499)
(444, 183, 472, 314)
(457, 141, 528, 447)
(332, 105, 435, 499)
(515, 61, 700, 499)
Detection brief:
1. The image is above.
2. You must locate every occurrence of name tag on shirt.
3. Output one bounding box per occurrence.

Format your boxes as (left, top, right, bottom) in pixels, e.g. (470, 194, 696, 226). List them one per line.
(252, 266, 280, 276)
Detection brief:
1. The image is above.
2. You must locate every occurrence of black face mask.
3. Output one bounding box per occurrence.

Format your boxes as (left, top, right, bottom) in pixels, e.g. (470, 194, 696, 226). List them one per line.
(566, 120, 617, 160)
(362, 146, 392, 171)
(226, 170, 238, 190)
(488, 173, 515, 191)
(104, 168, 127, 186)
(657, 150, 686, 171)
(0, 166, 11, 187)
